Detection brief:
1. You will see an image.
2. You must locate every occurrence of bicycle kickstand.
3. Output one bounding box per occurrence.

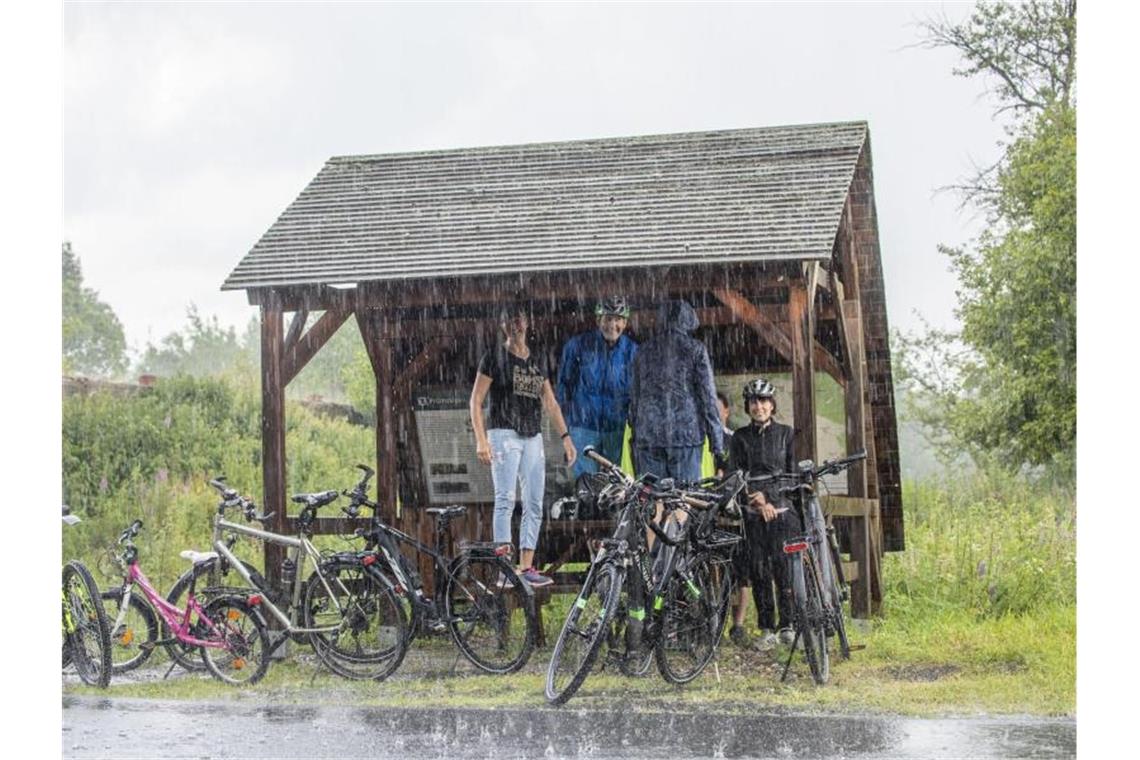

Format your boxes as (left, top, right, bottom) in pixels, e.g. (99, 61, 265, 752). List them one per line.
(779, 629, 801, 682)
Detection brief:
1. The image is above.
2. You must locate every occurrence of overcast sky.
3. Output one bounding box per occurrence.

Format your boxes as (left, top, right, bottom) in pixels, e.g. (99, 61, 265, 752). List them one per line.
(64, 1, 1006, 354)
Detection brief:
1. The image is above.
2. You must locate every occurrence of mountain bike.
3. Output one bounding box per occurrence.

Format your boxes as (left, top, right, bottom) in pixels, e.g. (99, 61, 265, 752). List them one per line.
(104, 519, 272, 685)
(606, 469, 745, 685)
(545, 447, 737, 703)
(339, 465, 536, 674)
(749, 451, 866, 685)
(166, 478, 409, 680)
(62, 506, 112, 688)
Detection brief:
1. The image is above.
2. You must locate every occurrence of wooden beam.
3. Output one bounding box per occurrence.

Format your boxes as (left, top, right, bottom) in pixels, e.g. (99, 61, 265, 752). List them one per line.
(393, 337, 453, 401)
(788, 277, 816, 463)
(813, 345, 846, 390)
(711, 287, 793, 360)
(355, 310, 398, 527)
(843, 299, 868, 498)
(259, 299, 287, 588)
(282, 309, 351, 386)
(283, 307, 308, 356)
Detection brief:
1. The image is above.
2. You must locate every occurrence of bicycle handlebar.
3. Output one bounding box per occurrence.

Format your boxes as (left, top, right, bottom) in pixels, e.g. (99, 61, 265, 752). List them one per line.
(746, 450, 867, 487)
(206, 476, 274, 525)
(118, 519, 143, 544)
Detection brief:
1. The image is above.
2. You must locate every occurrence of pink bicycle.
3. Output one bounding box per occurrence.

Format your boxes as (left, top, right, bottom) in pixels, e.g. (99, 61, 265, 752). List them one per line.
(104, 519, 272, 686)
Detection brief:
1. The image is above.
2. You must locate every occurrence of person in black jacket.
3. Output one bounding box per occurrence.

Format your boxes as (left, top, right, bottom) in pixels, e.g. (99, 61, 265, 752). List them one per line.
(727, 377, 797, 647)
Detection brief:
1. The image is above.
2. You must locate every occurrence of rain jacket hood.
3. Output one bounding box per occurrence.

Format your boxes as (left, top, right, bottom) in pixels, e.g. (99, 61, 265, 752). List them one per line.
(657, 299, 700, 334)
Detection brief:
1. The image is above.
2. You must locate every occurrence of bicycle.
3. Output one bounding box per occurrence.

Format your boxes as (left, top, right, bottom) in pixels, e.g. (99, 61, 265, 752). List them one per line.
(62, 506, 112, 688)
(339, 464, 537, 675)
(166, 477, 409, 681)
(748, 450, 866, 685)
(104, 518, 272, 685)
(607, 469, 745, 685)
(545, 447, 739, 703)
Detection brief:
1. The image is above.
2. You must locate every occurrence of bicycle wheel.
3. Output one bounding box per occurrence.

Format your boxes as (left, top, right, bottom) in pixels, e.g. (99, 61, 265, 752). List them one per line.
(655, 554, 721, 685)
(444, 555, 535, 674)
(546, 562, 622, 705)
(302, 560, 408, 681)
(100, 589, 159, 673)
(62, 561, 112, 688)
(824, 541, 851, 660)
(791, 556, 828, 685)
(199, 595, 271, 686)
(165, 557, 260, 672)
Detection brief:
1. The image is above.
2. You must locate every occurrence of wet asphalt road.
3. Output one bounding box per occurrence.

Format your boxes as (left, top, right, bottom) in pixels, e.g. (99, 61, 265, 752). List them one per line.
(63, 696, 1074, 759)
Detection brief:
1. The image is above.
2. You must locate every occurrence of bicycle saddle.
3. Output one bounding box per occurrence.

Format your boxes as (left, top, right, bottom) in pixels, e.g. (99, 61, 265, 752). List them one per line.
(291, 490, 339, 508)
(425, 505, 467, 520)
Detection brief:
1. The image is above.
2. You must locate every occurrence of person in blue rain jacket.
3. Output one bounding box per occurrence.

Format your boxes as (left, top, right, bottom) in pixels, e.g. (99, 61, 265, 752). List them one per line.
(556, 296, 638, 477)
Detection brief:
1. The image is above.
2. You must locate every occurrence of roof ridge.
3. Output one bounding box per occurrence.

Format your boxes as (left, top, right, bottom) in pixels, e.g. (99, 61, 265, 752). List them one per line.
(328, 121, 868, 164)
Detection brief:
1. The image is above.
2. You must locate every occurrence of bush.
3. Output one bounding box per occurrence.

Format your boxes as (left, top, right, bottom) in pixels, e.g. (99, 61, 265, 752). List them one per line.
(62, 375, 374, 590)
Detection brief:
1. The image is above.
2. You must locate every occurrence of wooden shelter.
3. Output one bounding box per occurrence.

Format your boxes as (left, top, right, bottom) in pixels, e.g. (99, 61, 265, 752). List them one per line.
(223, 121, 903, 617)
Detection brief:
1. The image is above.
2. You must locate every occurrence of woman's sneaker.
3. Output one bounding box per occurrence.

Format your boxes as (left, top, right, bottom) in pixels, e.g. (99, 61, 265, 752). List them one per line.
(729, 625, 751, 648)
(777, 627, 796, 646)
(520, 567, 553, 587)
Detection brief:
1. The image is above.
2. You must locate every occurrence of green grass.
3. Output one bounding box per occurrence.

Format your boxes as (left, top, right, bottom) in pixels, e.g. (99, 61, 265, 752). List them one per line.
(70, 601, 1073, 716)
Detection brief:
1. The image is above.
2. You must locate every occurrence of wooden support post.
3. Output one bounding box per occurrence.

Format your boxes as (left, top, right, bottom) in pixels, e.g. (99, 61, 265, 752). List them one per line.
(841, 296, 881, 617)
(355, 310, 398, 527)
(260, 298, 287, 585)
(787, 275, 816, 464)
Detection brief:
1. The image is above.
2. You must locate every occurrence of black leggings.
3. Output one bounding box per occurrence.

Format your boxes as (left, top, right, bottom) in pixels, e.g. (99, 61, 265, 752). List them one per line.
(740, 509, 796, 630)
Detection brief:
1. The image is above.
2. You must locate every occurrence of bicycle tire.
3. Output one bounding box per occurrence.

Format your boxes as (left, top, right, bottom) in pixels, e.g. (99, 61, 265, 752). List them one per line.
(444, 555, 535, 674)
(824, 540, 851, 660)
(302, 560, 409, 681)
(165, 557, 260, 672)
(655, 554, 721, 685)
(100, 589, 159, 674)
(199, 595, 271, 686)
(545, 562, 622, 705)
(62, 561, 112, 688)
(792, 556, 829, 685)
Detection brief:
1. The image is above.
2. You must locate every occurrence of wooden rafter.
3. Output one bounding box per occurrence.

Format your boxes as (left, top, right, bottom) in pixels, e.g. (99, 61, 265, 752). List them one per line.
(283, 307, 308, 355)
(712, 287, 793, 360)
(282, 309, 351, 386)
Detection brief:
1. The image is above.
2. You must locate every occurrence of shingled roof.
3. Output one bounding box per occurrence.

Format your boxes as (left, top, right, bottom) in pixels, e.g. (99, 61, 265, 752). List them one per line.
(222, 121, 868, 290)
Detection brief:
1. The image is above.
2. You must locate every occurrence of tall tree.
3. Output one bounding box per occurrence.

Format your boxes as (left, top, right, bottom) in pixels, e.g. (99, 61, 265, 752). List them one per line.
(902, 1, 1076, 477)
(62, 241, 128, 378)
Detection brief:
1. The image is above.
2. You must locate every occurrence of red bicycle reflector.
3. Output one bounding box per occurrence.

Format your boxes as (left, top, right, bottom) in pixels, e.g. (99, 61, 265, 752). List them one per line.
(248, 594, 262, 606)
(362, 555, 376, 566)
(495, 545, 511, 557)
(783, 541, 808, 554)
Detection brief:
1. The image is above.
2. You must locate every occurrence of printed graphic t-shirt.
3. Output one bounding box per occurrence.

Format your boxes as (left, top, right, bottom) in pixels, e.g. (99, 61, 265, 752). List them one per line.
(477, 346, 549, 438)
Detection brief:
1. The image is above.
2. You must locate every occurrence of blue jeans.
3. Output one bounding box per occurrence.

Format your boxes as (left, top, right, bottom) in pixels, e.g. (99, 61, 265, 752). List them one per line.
(569, 426, 626, 478)
(488, 429, 545, 552)
(633, 444, 703, 483)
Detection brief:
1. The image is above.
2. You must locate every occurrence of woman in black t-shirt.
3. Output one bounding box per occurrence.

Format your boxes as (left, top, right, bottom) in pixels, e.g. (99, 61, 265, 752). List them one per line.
(469, 302, 576, 587)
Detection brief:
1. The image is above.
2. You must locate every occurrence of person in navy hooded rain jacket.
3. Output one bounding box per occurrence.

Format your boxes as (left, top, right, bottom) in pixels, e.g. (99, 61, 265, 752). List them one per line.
(556, 296, 639, 477)
(628, 299, 725, 482)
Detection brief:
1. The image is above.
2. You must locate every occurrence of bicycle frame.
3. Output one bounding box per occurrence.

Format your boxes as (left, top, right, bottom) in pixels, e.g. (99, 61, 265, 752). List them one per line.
(210, 515, 350, 635)
(111, 561, 232, 651)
